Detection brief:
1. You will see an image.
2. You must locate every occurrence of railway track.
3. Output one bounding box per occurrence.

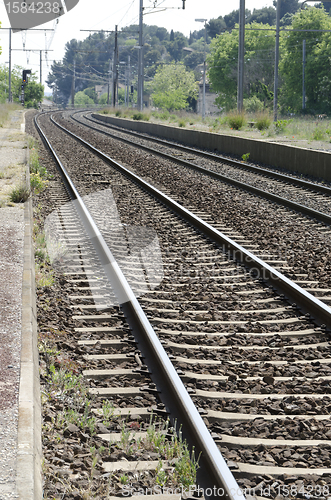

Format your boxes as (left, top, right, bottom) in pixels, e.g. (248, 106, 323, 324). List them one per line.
(73, 111, 331, 225)
(28, 110, 331, 499)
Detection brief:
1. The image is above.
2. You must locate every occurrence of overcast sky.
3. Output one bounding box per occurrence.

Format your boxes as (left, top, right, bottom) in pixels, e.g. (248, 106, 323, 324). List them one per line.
(0, 0, 275, 91)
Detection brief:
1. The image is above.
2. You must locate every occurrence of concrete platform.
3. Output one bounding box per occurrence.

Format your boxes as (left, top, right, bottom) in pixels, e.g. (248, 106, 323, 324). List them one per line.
(0, 109, 41, 499)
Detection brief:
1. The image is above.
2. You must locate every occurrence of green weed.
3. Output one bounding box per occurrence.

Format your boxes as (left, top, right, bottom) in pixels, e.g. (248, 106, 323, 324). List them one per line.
(227, 112, 246, 130)
(241, 153, 250, 161)
(9, 183, 30, 203)
(312, 127, 325, 141)
(255, 113, 271, 131)
(274, 119, 292, 133)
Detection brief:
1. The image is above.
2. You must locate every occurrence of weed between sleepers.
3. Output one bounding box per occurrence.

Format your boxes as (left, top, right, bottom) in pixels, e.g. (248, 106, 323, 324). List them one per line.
(39, 312, 199, 496)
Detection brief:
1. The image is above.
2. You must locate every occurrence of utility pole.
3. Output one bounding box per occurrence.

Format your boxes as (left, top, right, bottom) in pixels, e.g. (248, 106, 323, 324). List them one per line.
(195, 18, 207, 118)
(273, 0, 281, 121)
(107, 57, 112, 105)
(40, 50, 42, 84)
(237, 0, 245, 113)
(112, 26, 118, 107)
(71, 59, 76, 106)
(137, 0, 144, 111)
(302, 39, 306, 110)
(127, 55, 131, 107)
(9, 28, 12, 102)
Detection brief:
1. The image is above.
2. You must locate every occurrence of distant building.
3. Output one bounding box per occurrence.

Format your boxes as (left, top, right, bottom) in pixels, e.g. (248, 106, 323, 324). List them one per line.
(197, 81, 219, 116)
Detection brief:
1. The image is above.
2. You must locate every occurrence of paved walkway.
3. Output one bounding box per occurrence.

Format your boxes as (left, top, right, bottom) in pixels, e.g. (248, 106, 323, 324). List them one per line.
(0, 110, 41, 500)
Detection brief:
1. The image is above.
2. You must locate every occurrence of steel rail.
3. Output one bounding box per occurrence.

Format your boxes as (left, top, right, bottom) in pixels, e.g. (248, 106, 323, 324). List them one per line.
(34, 112, 245, 500)
(68, 111, 331, 226)
(49, 112, 331, 330)
(85, 112, 331, 195)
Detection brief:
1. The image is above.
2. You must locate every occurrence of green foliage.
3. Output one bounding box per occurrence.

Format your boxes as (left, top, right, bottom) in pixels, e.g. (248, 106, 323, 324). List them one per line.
(243, 96, 264, 113)
(242, 153, 250, 161)
(150, 63, 198, 111)
(23, 80, 44, 108)
(98, 93, 108, 105)
(255, 113, 271, 130)
(9, 184, 30, 203)
(0, 65, 43, 107)
(46, 27, 188, 105)
(30, 172, 47, 193)
(312, 126, 325, 140)
(274, 119, 292, 133)
(74, 90, 94, 106)
(280, 7, 331, 114)
(208, 22, 275, 110)
(273, 0, 300, 19)
(84, 86, 98, 103)
(132, 112, 150, 121)
(227, 112, 246, 130)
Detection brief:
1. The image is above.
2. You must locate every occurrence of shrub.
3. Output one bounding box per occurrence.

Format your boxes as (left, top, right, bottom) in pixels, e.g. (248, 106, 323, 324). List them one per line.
(30, 172, 47, 194)
(312, 127, 325, 141)
(132, 112, 149, 121)
(227, 112, 246, 130)
(160, 111, 170, 120)
(274, 119, 292, 134)
(9, 184, 30, 203)
(132, 112, 143, 120)
(115, 110, 122, 117)
(256, 113, 271, 131)
(178, 119, 186, 127)
(243, 96, 264, 113)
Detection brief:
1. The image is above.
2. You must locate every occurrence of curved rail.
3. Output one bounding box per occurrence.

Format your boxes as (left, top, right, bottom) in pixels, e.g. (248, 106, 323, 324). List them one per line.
(48, 111, 331, 330)
(34, 112, 246, 500)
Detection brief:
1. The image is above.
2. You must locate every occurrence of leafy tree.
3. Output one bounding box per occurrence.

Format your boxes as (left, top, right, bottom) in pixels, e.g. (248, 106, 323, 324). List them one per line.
(74, 91, 94, 106)
(0, 67, 43, 107)
(23, 80, 44, 108)
(207, 18, 227, 38)
(0, 64, 11, 102)
(84, 87, 98, 103)
(223, 9, 251, 29)
(207, 22, 276, 110)
(273, 0, 300, 18)
(280, 6, 331, 113)
(155, 27, 169, 42)
(149, 63, 198, 110)
(280, 12, 295, 26)
(99, 93, 109, 104)
(165, 32, 188, 61)
(250, 7, 276, 25)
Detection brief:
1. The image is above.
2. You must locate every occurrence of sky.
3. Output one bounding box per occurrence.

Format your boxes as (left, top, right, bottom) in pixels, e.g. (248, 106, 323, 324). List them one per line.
(0, 0, 275, 92)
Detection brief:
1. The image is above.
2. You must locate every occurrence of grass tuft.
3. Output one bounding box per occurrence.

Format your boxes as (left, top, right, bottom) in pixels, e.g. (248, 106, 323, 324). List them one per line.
(227, 111, 246, 130)
(9, 183, 30, 203)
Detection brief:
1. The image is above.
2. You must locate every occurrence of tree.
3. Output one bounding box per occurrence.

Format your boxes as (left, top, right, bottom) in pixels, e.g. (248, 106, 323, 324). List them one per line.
(84, 87, 98, 103)
(273, 0, 300, 19)
(23, 80, 44, 108)
(280, 7, 331, 113)
(207, 18, 226, 38)
(0, 64, 10, 102)
(74, 91, 94, 106)
(165, 32, 188, 61)
(207, 22, 276, 110)
(150, 63, 198, 110)
(250, 7, 276, 25)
